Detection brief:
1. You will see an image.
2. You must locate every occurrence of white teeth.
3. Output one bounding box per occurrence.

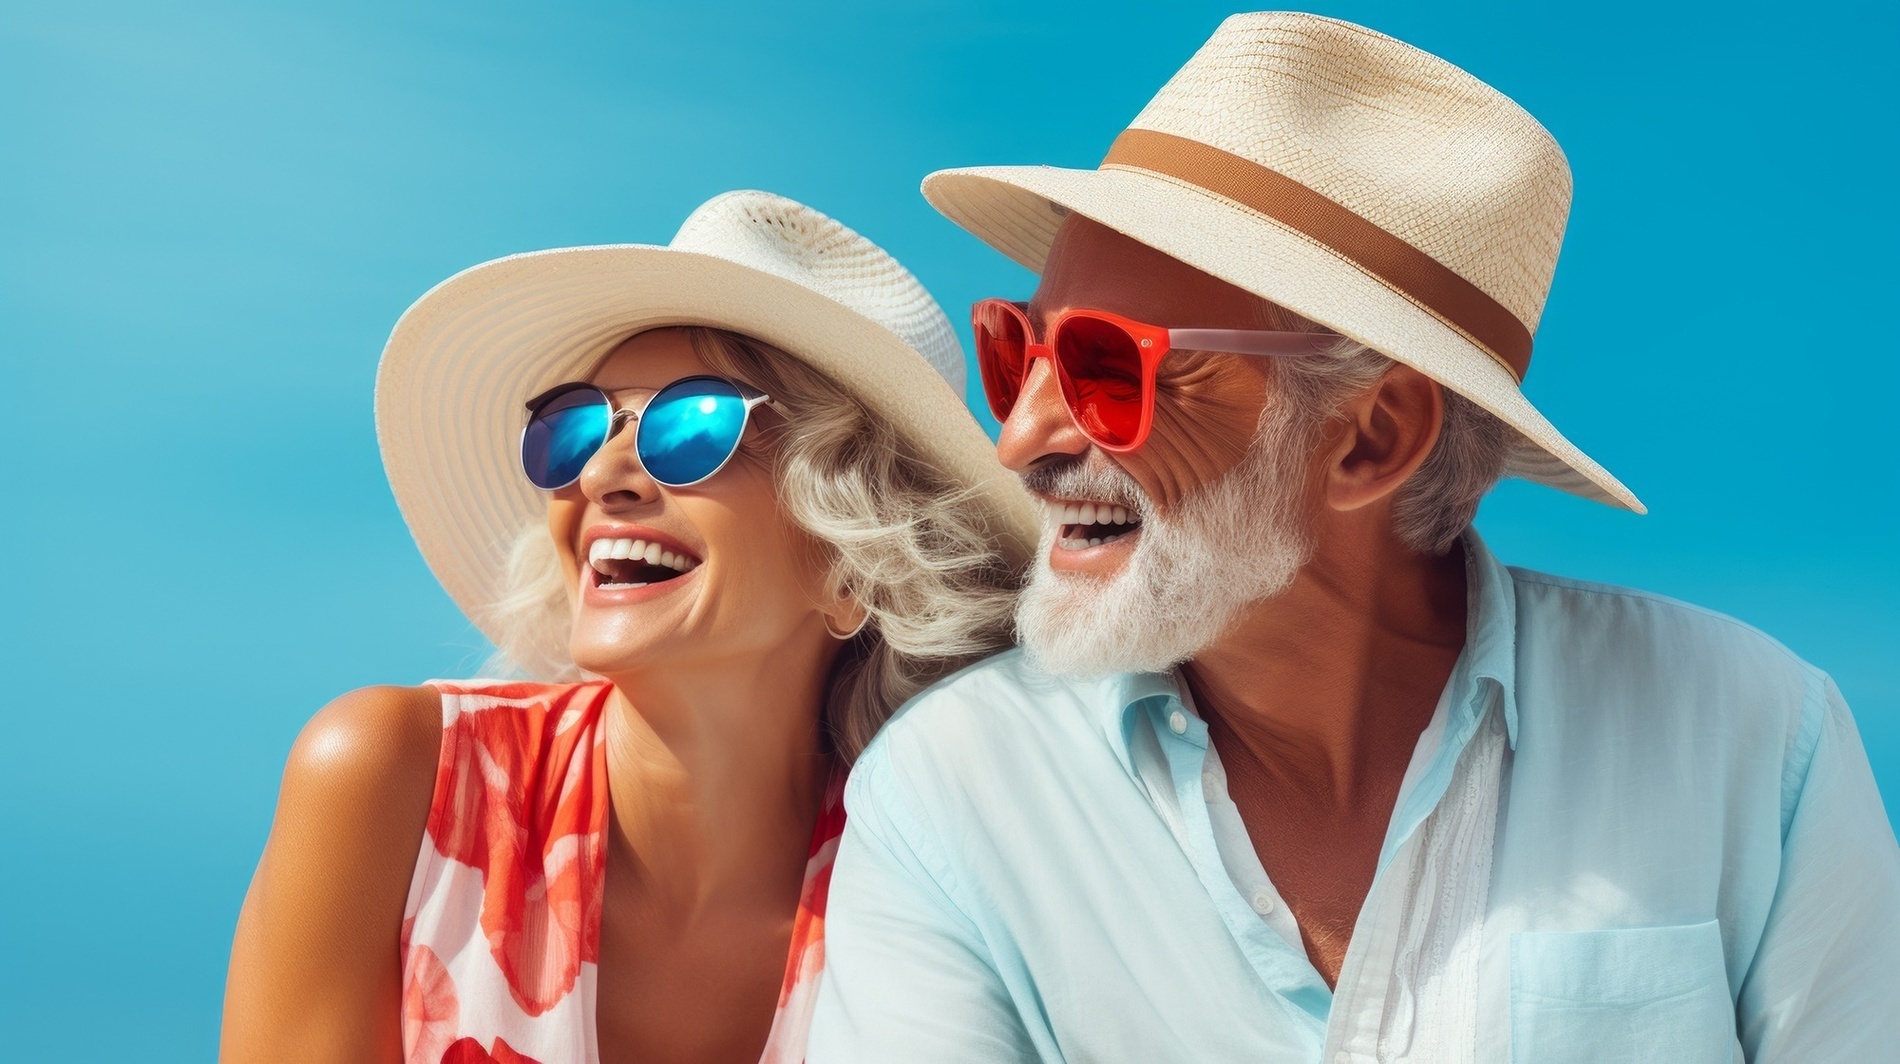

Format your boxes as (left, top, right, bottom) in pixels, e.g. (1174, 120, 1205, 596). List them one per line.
(586, 537, 701, 575)
(1042, 499, 1140, 528)
(1056, 529, 1133, 551)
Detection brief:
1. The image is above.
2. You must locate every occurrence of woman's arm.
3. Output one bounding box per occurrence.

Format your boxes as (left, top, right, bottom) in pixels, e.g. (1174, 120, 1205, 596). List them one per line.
(220, 685, 441, 1064)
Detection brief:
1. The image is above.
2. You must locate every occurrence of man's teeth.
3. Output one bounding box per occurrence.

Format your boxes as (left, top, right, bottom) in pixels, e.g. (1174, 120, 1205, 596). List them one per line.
(586, 537, 700, 586)
(1045, 500, 1134, 526)
(1043, 499, 1140, 550)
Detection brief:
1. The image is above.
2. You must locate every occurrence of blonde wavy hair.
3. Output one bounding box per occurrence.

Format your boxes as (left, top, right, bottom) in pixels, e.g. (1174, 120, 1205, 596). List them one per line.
(482, 326, 1023, 762)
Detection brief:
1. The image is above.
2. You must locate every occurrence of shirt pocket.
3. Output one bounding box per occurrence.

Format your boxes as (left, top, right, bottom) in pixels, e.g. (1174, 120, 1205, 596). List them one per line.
(1509, 920, 1736, 1064)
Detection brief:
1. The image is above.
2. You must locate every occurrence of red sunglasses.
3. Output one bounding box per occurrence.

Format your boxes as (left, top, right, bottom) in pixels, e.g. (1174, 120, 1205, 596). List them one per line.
(973, 298, 1336, 452)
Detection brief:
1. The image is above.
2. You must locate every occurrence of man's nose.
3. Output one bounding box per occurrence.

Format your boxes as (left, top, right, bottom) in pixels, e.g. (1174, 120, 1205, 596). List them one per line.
(996, 357, 1092, 474)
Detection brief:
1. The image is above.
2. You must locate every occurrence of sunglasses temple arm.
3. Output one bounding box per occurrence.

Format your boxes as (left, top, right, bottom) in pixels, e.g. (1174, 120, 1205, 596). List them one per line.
(1168, 328, 1337, 357)
(736, 388, 791, 420)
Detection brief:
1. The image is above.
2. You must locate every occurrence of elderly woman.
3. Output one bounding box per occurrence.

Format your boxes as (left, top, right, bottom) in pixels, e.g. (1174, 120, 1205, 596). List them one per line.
(220, 191, 1034, 1064)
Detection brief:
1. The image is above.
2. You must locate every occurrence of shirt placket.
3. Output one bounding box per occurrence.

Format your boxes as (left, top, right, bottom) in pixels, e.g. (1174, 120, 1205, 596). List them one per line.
(1143, 697, 1336, 1031)
(1322, 691, 1507, 1064)
(1202, 747, 1305, 954)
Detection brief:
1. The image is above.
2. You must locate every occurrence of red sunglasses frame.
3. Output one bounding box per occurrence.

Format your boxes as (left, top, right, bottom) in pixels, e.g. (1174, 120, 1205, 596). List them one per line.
(972, 298, 1336, 452)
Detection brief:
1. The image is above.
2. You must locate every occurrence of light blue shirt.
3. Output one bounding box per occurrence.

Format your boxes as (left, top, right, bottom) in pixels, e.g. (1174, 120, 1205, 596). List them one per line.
(808, 535, 1900, 1062)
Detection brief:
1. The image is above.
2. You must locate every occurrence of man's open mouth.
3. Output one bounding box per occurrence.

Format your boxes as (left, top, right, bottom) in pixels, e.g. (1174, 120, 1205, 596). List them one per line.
(1044, 499, 1142, 550)
(586, 537, 701, 589)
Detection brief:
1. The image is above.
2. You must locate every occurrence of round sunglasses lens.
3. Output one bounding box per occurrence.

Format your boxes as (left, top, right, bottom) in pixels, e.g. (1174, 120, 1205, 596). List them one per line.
(522, 387, 611, 489)
(974, 302, 1029, 419)
(1055, 316, 1145, 447)
(636, 377, 749, 486)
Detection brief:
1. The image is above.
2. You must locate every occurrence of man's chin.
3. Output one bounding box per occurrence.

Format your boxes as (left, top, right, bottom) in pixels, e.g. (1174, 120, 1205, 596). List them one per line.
(1016, 565, 1221, 679)
(1016, 522, 1307, 679)
(1017, 573, 1116, 678)
(1014, 419, 1315, 679)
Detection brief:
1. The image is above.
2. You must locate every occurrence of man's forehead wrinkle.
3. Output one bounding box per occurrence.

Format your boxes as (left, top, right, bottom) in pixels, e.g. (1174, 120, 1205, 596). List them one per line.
(1031, 274, 1290, 336)
(1034, 217, 1295, 333)
(1031, 215, 1174, 325)
(1030, 260, 1190, 331)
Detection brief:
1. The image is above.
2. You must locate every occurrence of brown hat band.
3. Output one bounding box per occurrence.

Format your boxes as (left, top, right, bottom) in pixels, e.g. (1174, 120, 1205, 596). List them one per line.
(1101, 128, 1533, 381)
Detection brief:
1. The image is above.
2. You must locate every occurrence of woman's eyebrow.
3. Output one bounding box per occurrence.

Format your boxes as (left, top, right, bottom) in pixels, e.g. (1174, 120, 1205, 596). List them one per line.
(592, 384, 661, 401)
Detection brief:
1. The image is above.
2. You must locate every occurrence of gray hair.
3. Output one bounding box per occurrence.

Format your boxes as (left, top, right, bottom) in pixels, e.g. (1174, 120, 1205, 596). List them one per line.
(482, 327, 1022, 763)
(1266, 332, 1517, 555)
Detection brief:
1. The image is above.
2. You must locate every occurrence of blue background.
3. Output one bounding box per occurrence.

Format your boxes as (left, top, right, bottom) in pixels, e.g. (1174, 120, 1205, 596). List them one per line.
(2, 0, 1894, 1056)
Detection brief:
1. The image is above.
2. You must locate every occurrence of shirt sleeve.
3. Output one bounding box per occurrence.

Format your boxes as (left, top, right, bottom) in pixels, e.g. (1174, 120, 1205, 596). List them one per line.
(1737, 675, 1900, 1060)
(806, 745, 1039, 1064)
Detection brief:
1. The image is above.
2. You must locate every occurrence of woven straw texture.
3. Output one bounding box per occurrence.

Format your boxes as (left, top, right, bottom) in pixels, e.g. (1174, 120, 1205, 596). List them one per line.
(376, 191, 1038, 642)
(923, 12, 1641, 512)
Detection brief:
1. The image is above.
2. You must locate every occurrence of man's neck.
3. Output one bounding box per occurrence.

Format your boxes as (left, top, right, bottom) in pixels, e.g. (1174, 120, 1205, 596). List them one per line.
(1182, 528, 1470, 986)
(1183, 529, 1469, 805)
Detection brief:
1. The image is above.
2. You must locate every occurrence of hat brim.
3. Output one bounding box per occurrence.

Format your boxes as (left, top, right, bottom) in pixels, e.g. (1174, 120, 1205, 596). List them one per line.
(923, 164, 1644, 514)
(375, 244, 1040, 644)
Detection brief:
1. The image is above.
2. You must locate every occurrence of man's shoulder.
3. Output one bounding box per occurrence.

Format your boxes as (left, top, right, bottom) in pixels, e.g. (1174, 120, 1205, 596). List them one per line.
(1506, 565, 1831, 727)
(1512, 567, 1817, 670)
(870, 648, 1108, 749)
(851, 649, 1126, 802)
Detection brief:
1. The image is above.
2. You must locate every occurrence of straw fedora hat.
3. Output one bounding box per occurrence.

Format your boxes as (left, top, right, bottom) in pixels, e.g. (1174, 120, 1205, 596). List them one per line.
(923, 11, 1643, 513)
(375, 190, 1039, 641)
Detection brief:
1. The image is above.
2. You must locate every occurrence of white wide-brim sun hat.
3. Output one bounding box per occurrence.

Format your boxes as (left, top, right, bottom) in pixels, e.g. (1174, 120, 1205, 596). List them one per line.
(375, 190, 1038, 642)
(923, 12, 1643, 514)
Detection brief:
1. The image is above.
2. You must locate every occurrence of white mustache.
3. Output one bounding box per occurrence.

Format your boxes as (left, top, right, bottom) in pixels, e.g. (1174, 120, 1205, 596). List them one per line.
(1020, 457, 1149, 520)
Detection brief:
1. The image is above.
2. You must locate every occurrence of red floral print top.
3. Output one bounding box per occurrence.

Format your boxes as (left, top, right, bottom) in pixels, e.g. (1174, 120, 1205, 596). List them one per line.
(399, 680, 845, 1064)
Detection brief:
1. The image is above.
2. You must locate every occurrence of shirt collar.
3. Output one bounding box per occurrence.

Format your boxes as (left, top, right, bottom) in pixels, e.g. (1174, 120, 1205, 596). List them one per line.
(1101, 529, 1521, 777)
(1458, 530, 1520, 749)
(1106, 670, 1189, 780)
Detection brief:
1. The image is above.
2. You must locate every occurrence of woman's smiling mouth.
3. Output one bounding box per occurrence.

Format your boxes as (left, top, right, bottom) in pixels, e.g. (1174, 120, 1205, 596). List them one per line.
(586, 536, 702, 590)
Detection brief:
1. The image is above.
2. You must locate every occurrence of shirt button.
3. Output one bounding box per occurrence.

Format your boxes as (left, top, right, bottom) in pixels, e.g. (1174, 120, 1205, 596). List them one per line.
(1250, 888, 1276, 915)
(1168, 710, 1189, 735)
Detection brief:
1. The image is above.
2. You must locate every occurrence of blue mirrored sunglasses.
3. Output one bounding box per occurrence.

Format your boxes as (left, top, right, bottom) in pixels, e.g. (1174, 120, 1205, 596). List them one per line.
(520, 374, 777, 490)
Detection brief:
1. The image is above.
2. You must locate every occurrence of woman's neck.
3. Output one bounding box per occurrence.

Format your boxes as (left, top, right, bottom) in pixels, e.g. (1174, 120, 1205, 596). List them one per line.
(596, 630, 838, 920)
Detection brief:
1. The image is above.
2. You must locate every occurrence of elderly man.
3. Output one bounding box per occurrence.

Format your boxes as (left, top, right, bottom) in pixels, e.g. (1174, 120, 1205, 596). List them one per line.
(807, 12, 1900, 1064)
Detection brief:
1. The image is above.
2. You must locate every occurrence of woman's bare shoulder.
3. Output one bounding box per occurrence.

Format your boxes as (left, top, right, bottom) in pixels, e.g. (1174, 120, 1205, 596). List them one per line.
(221, 686, 444, 1060)
(269, 684, 443, 879)
(286, 685, 443, 796)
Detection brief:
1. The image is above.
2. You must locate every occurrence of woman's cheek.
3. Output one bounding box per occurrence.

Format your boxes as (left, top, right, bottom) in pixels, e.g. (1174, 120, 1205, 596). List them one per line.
(545, 496, 587, 577)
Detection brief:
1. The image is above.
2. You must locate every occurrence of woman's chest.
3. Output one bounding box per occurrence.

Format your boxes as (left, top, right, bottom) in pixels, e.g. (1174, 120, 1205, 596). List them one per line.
(593, 892, 797, 1064)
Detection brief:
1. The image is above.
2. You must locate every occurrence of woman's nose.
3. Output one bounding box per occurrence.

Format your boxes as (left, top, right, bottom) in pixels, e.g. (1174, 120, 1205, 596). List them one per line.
(577, 418, 662, 510)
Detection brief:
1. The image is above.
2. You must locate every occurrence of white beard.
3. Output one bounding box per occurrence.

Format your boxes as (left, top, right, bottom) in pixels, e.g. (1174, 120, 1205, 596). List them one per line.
(1015, 411, 1315, 678)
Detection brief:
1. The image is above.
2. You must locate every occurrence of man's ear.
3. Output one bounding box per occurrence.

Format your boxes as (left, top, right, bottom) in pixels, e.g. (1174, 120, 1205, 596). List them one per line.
(1318, 364, 1444, 513)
